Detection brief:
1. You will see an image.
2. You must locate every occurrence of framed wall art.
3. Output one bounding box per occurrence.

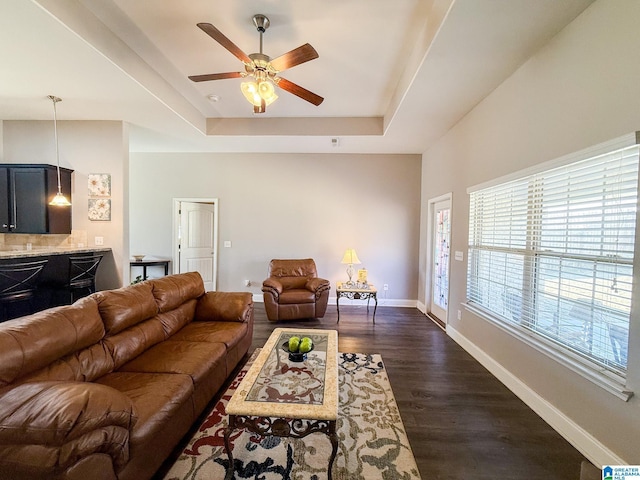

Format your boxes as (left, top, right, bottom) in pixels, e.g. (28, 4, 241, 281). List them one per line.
(88, 198, 111, 221)
(88, 173, 111, 197)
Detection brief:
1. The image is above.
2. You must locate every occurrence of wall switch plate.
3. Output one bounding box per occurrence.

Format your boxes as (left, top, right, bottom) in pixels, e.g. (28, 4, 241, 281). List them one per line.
(224, 241, 232, 248)
(455, 251, 464, 261)
(95, 236, 104, 245)
(457, 309, 462, 320)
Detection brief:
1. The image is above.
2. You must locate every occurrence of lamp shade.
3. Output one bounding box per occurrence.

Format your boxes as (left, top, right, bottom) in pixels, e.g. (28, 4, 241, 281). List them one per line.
(49, 191, 71, 206)
(341, 248, 361, 265)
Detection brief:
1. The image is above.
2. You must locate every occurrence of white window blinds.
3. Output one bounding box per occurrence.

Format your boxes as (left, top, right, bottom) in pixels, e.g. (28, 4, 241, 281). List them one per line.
(467, 141, 639, 379)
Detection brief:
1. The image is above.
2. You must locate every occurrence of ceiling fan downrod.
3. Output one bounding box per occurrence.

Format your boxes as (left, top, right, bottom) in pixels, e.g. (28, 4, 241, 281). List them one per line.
(252, 14, 269, 55)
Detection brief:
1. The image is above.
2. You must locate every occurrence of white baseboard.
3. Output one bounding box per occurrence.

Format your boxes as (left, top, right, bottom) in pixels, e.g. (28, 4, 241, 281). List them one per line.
(416, 301, 426, 314)
(447, 325, 625, 467)
(250, 294, 416, 308)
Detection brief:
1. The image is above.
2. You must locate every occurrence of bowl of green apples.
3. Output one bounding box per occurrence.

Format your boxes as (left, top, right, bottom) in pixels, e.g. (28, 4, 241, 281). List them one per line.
(283, 336, 314, 362)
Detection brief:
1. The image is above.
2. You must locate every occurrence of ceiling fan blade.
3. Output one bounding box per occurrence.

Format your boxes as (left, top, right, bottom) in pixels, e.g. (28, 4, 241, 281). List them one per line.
(188, 72, 243, 82)
(197, 23, 251, 64)
(276, 77, 324, 106)
(270, 43, 319, 72)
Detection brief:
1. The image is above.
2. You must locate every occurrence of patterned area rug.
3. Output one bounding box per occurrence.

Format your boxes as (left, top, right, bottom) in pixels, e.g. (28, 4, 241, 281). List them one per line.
(164, 352, 421, 480)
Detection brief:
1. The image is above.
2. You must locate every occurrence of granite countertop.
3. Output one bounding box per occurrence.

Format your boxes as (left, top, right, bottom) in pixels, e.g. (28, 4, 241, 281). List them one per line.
(0, 246, 112, 259)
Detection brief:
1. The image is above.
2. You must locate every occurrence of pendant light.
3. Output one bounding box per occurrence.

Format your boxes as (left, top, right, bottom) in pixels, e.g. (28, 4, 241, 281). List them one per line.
(48, 95, 71, 207)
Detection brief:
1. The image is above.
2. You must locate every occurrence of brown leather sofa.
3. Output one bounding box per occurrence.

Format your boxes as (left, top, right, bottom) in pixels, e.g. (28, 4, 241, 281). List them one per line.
(0, 272, 253, 480)
(262, 258, 330, 321)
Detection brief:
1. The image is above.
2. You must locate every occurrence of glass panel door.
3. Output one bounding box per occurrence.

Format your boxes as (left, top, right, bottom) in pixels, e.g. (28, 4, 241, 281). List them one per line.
(430, 199, 451, 323)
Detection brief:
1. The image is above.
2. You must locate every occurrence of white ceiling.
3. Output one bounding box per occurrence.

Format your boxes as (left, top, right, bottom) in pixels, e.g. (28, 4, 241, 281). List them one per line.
(0, 0, 594, 154)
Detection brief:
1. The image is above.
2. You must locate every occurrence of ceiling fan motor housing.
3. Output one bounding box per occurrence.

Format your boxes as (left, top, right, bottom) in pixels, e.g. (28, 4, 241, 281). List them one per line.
(253, 14, 270, 32)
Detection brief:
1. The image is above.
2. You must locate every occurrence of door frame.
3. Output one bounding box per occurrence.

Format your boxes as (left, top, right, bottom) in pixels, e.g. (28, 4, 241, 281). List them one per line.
(425, 192, 452, 328)
(172, 198, 219, 291)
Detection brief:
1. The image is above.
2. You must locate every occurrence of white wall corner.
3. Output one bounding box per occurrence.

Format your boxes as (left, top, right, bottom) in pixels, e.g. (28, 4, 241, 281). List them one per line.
(446, 325, 626, 467)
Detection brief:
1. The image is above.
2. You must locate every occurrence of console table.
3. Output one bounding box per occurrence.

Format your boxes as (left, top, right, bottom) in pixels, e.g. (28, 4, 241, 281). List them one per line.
(130, 257, 170, 281)
(336, 282, 378, 323)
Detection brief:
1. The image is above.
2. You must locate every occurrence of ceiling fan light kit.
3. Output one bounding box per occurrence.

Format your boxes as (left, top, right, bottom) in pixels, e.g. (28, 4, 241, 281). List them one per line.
(189, 14, 323, 114)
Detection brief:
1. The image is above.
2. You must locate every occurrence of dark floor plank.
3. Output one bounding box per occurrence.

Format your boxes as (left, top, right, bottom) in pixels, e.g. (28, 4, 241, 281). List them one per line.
(251, 303, 588, 480)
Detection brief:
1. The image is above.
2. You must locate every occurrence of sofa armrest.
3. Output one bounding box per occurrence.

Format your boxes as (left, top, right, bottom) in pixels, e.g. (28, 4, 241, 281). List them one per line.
(262, 277, 283, 301)
(0, 381, 137, 446)
(305, 277, 330, 293)
(194, 291, 253, 323)
(262, 277, 283, 294)
(305, 277, 331, 300)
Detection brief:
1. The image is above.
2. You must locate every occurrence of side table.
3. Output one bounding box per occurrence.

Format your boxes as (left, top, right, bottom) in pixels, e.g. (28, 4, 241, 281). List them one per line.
(336, 282, 378, 323)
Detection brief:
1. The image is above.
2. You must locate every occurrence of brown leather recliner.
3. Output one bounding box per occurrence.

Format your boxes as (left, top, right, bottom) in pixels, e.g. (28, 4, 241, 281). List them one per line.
(262, 259, 330, 321)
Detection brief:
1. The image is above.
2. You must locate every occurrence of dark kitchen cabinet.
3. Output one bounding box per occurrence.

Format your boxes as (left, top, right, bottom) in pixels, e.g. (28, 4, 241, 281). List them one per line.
(0, 164, 73, 234)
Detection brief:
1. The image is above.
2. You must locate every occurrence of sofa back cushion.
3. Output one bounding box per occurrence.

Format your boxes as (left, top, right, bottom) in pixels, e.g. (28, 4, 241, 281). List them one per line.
(95, 282, 158, 336)
(158, 300, 198, 337)
(279, 277, 309, 290)
(95, 272, 204, 369)
(151, 272, 205, 313)
(268, 259, 318, 279)
(103, 316, 166, 369)
(0, 297, 105, 387)
(19, 342, 115, 384)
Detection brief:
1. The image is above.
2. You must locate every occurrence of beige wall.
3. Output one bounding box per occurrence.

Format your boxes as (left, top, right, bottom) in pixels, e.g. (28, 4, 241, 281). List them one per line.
(2, 120, 129, 288)
(130, 152, 421, 302)
(419, 0, 640, 464)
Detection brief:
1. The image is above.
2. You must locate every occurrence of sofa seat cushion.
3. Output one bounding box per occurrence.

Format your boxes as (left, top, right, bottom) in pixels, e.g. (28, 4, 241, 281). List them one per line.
(169, 321, 249, 351)
(118, 341, 226, 388)
(95, 372, 193, 446)
(279, 289, 315, 304)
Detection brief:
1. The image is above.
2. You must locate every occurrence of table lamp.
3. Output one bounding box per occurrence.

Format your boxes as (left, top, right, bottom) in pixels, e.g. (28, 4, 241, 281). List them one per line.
(341, 248, 361, 286)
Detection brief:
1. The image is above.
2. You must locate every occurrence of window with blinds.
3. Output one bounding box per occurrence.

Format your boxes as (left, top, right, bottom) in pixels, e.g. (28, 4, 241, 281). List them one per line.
(467, 141, 639, 380)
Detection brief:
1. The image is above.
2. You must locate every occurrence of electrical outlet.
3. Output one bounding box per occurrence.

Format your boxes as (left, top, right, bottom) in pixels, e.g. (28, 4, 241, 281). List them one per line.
(383, 284, 389, 291)
(94, 236, 104, 246)
(244, 280, 251, 287)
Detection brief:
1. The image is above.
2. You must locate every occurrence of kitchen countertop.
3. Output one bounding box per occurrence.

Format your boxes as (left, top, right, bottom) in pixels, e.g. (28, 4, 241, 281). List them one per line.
(0, 246, 112, 259)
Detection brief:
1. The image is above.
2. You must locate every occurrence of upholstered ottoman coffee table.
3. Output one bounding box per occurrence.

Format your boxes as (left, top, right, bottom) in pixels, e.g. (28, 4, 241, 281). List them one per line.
(224, 327, 338, 479)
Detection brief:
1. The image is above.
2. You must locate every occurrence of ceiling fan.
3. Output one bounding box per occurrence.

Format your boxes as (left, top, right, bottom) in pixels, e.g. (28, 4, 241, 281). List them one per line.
(189, 14, 324, 114)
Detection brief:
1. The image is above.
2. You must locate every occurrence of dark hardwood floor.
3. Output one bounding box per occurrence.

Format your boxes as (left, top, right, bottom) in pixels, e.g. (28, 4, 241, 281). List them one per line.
(155, 302, 589, 479)
(250, 303, 588, 480)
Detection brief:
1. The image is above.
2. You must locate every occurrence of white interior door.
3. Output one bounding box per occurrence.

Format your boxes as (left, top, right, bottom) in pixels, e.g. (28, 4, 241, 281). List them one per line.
(178, 201, 217, 291)
(430, 199, 451, 323)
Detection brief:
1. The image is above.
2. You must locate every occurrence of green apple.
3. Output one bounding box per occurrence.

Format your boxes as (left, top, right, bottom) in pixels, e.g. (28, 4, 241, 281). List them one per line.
(299, 337, 313, 353)
(288, 336, 301, 352)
